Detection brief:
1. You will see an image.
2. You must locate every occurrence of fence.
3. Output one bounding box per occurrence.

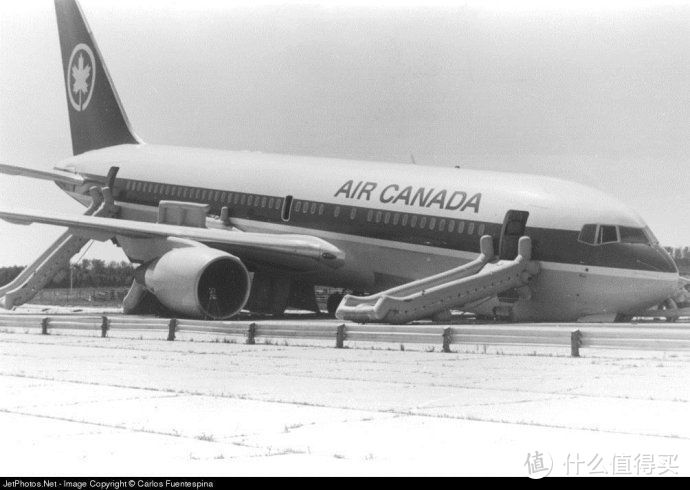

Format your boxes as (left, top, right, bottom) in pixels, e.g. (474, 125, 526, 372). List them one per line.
(1, 313, 690, 357)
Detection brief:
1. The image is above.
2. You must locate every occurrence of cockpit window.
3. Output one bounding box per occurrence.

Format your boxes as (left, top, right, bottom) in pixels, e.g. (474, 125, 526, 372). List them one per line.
(619, 226, 649, 244)
(643, 226, 659, 245)
(578, 224, 652, 246)
(597, 225, 619, 244)
(578, 224, 597, 245)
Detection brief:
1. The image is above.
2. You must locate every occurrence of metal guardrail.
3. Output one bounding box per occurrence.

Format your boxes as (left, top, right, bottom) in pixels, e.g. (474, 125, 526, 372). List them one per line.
(0, 314, 689, 357)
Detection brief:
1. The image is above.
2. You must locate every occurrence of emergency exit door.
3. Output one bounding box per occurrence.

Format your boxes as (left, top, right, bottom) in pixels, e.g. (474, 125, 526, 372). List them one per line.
(499, 210, 529, 260)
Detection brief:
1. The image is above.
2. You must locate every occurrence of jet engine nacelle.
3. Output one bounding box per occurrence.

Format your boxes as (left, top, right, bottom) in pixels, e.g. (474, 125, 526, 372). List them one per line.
(140, 246, 251, 319)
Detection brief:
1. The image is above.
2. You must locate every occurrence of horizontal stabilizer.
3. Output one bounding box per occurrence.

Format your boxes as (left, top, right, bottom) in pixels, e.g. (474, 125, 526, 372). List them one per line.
(0, 163, 84, 185)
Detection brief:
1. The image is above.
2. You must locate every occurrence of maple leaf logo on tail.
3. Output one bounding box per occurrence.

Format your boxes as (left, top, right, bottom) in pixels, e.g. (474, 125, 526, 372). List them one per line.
(66, 43, 96, 112)
(72, 54, 91, 104)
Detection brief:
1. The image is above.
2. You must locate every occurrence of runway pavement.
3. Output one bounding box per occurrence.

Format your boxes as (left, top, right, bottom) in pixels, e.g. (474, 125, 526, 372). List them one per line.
(1, 327, 689, 476)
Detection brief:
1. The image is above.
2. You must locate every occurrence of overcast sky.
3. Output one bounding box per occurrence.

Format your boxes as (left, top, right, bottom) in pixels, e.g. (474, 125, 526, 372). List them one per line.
(1, 0, 689, 267)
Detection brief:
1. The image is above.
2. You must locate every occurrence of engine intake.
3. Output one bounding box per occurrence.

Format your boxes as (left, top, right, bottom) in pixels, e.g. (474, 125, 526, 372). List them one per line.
(140, 246, 250, 319)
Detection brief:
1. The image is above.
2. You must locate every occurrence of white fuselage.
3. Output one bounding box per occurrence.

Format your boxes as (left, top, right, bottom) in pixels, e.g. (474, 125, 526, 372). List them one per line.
(57, 143, 679, 321)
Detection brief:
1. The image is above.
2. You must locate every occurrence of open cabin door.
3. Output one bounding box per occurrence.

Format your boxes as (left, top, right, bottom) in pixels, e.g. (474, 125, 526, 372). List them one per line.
(499, 210, 529, 260)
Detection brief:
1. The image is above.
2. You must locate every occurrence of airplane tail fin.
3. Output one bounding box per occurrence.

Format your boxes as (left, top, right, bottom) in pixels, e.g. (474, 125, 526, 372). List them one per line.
(54, 0, 140, 155)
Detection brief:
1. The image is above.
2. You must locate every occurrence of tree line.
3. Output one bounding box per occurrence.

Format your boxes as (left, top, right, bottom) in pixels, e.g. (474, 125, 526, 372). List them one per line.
(1, 248, 689, 290)
(0, 260, 135, 288)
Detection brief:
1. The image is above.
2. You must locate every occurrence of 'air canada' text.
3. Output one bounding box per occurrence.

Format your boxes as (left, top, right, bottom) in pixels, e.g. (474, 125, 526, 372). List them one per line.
(334, 180, 482, 213)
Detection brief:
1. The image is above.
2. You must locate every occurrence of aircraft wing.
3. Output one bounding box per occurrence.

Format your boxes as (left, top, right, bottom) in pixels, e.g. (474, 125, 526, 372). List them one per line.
(0, 163, 85, 185)
(0, 208, 345, 269)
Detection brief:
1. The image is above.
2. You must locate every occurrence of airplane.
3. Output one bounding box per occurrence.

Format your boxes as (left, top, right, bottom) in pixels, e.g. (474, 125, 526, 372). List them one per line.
(0, 0, 682, 323)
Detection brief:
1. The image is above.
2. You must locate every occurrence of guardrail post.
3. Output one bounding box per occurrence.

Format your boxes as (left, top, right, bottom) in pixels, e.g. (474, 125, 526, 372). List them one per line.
(336, 324, 345, 348)
(442, 327, 452, 353)
(246, 322, 256, 345)
(41, 317, 49, 335)
(101, 316, 109, 338)
(571, 329, 582, 357)
(167, 318, 177, 341)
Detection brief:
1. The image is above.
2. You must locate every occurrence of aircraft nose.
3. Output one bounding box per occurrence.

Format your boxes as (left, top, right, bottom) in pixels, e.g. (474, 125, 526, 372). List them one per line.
(652, 245, 679, 274)
(632, 244, 678, 274)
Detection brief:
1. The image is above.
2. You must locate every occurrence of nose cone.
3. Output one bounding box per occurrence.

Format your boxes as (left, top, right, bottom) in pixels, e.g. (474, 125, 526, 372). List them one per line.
(647, 245, 679, 274)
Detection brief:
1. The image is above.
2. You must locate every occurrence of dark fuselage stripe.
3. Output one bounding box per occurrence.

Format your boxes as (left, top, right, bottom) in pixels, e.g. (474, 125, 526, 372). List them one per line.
(76, 176, 676, 273)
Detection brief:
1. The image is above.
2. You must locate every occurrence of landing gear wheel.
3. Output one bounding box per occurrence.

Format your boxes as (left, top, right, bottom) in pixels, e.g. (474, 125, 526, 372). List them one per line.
(661, 299, 679, 323)
(327, 293, 344, 318)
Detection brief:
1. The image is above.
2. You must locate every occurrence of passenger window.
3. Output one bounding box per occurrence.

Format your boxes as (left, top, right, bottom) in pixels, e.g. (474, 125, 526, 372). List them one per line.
(234, 194, 240, 204)
(393, 213, 400, 225)
(350, 208, 357, 220)
(598, 225, 618, 244)
(275, 198, 282, 210)
(240, 194, 246, 205)
(334, 206, 341, 218)
(295, 201, 302, 213)
(303, 201, 310, 214)
(384, 212, 391, 224)
(268, 198, 274, 209)
(367, 210, 373, 222)
(318, 204, 324, 215)
(376, 211, 382, 223)
(247, 195, 253, 206)
(429, 217, 436, 230)
(261, 197, 267, 208)
(448, 220, 455, 233)
(478, 223, 485, 236)
(439, 219, 446, 232)
(222, 192, 228, 202)
(467, 222, 475, 235)
(457, 221, 465, 234)
(310, 202, 317, 214)
(410, 215, 417, 228)
(420, 216, 427, 229)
